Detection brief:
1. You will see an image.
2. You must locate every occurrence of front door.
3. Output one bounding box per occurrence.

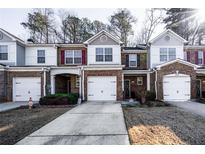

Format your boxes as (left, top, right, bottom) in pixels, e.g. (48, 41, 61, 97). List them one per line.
(124, 80, 130, 99)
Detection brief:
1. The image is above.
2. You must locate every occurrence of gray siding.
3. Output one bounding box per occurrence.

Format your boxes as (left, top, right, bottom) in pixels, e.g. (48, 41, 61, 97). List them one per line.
(16, 43, 25, 66)
(0, 32, 13, 42)
(152, 33, 183, 46)
(90, 34, 119, 45)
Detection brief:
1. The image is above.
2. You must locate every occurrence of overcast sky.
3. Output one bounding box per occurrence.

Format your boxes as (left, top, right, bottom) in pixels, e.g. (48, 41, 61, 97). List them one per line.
(0, 8, 165, 42)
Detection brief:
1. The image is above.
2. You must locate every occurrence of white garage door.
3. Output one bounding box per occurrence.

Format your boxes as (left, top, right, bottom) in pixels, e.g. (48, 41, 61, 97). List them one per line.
(87, 76, 117, 101)
(163, 74, 191, 101)
(13, 77, 41, 101)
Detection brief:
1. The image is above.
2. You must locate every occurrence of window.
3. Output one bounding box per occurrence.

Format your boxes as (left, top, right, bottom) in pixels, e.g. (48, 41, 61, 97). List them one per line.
(37, 50, 45, 63)
(198, 51, 203, 65)
(160, 48, 176, 62)
(168, 48, 176, 61)
(160, 48, 167, 62)
(129, 54, 137, 67)
(0, 45, 8, 60)
(105, 48, 112, 62)
(96, 48, 104, 62)
(65, 50, 82, 64)
(137, 77, 143, 85)
(95, 48, 113, 62)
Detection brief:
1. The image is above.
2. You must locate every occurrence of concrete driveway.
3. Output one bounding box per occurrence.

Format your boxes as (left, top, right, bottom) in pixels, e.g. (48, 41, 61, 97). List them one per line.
(16, 101, 129, 145)
(167, 101, 205, 118)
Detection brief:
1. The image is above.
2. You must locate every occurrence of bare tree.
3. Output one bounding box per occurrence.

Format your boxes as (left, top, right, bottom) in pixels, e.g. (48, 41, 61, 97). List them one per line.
(137, 9, 164, 45)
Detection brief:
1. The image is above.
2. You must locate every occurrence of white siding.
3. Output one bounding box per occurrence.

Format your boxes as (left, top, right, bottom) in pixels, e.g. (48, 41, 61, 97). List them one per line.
(0, 42, 17, 66)
(25, 46, 57, 66)
(150, 31, 185, 68)
(87, 45, 121, 65)
(150, 45, 184, 68)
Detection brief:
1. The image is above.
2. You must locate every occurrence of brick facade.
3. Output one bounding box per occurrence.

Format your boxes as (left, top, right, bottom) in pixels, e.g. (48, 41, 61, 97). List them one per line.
(6, 71, 44, 101)
(121, 53, 147, 70)
(55, 74, 79, 94)
(0, 71, 6, 102)
(124, 75, 147, 100)
(155, 62, 196, 100)
(84, 70, 123, 101)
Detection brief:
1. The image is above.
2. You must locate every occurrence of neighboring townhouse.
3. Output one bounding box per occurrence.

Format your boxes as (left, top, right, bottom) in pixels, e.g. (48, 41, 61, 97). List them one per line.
(122, 46, 149, 100)
(2, 27, 205, 103)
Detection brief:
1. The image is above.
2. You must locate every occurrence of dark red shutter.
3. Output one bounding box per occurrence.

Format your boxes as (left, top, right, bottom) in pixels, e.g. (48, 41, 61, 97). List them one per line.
(61, 50, 65, 64)
(195, 50, 198, 64)
(203, 51, 205, 65)
(187, 51, 190, 62)
(82, 48, 87, 65)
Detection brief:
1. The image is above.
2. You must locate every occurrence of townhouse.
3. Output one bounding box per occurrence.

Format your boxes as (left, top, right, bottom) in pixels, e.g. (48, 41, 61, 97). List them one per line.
(1, 28, 205, 103)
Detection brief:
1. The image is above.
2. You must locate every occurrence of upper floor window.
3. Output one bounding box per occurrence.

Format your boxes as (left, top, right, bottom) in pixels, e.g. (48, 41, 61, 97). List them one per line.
(168, 48, 176, 61)
(0, 45, 8, 60)
(37, 50, 45, 63)
(65, 50, 82, 64)
(160, 48, 176, 62)
(198, 51, 203, 65)
(129, 54, 137, 67)
(96, 48, 113, 62)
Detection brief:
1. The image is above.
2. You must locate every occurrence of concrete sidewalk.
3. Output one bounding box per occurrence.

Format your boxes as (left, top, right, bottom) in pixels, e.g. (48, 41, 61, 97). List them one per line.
(17, 101, 129, 145)
(167, 101, 205, 118)
(0, 102, 38, 112)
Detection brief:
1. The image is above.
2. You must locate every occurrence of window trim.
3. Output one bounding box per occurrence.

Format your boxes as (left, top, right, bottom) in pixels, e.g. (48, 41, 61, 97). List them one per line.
(0, 45, 8, 61)
(160, 48, 176, 62)
(37, 50, 45, 64)
(65, 50, 82, 65)
(129, 54, 137, 67)
(137, 77, 143, 86)
(95, 47, 113, 62)
(198, 51, 203, 65)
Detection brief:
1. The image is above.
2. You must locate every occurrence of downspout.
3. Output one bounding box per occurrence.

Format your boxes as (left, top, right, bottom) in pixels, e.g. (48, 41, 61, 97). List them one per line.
(43, 67, 46, 96)
(154, 68, 158, 100)
(82, 66, 84, 101)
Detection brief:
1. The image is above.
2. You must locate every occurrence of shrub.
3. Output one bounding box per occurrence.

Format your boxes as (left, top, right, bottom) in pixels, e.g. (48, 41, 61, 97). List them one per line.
(146, 91, 156, 101)
(39, 93, 78, 105)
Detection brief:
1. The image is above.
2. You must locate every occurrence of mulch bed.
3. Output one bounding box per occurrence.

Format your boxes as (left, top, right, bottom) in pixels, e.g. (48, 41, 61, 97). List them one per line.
(123, 106, 205, 145)
(0, 106, 73, 145)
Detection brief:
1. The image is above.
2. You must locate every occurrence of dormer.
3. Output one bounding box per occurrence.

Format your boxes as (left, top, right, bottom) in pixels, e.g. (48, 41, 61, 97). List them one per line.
(0, 28, 25, 66)
(84, 30, 123, 65)
(149, 29, 187, 68)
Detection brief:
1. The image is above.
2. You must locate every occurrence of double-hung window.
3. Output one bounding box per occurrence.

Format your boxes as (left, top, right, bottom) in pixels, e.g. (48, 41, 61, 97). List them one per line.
(65, 50, 82, 64)
(168, 48, 176, 60)
(0, 45, 8, 60)
(160, 48, 167, 62)
(129, 54, 137, 67)
(160, 48, 176, 62)
(96, 48, 104, 62)
(96, 48, 113, 62)
(198, 51, 203, 65)
(37, 50, 45, 63)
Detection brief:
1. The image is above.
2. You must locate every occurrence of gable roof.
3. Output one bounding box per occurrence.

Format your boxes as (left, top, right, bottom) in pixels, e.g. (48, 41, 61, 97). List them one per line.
(0, 28, 25, 44)
(155, 58, 200, 70)
(149, 29, 188, 44)
(84, 30, 123, 45)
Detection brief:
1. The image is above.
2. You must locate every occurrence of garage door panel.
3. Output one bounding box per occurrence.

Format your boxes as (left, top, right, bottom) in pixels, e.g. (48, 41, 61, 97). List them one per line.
(163, 75, 190, 101)
(13, 77, 41, 101)
(87, 76, 116, 101)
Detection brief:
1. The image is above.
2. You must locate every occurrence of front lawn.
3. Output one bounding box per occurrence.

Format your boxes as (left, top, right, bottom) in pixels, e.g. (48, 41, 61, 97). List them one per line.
(123, 106, 205, 145)
(0, 106, 73, 145)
